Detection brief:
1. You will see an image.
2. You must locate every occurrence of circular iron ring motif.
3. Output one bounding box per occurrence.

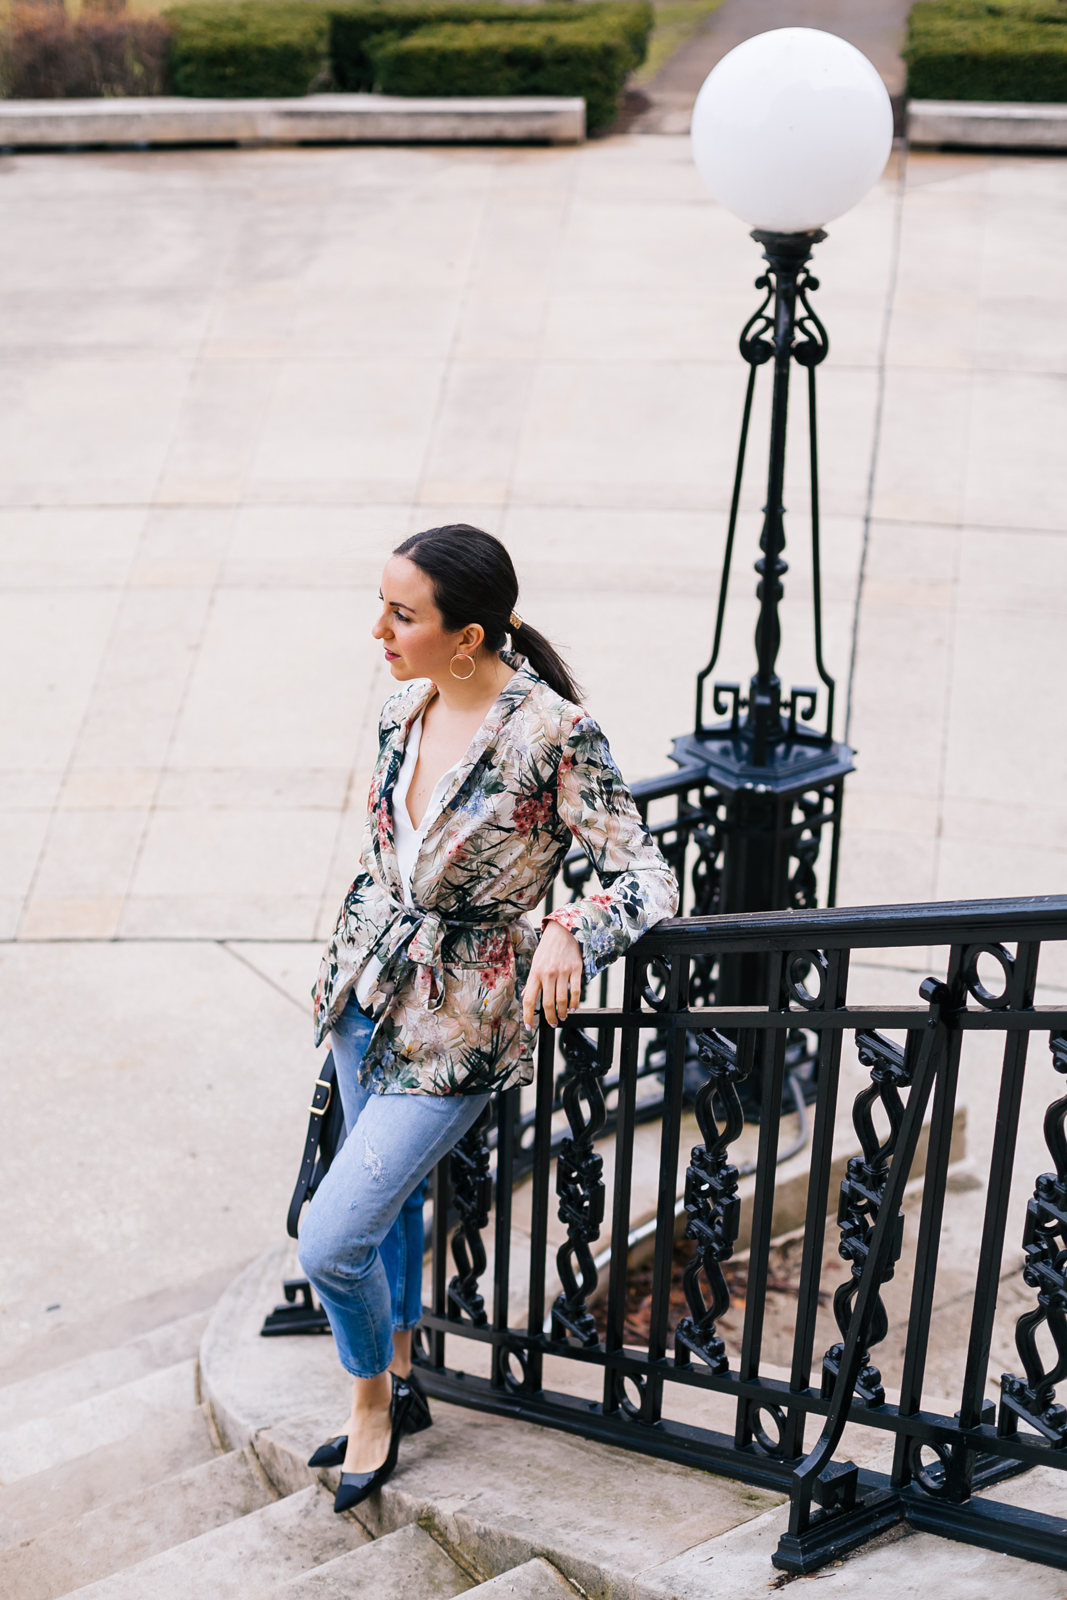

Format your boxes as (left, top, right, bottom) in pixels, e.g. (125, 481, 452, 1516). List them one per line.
(502, 1346, 529, 1393)
(786, 949, 829, 1010)
(615, 1370, 648, 1420)
(641, 957, 672, 1013)
(753, 1403, 788, 1457)
(962, 942, 1014, 1010)
(908, 1436, 951, 1497)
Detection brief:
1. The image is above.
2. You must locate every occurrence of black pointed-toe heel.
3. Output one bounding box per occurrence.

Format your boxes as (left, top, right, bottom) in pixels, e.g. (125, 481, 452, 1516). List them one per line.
(307, 1434, 348, 1469)
(402, 1368, 433, 1435)
(313, 1370, 430, 1467)
(333, 1373, 413, 1514)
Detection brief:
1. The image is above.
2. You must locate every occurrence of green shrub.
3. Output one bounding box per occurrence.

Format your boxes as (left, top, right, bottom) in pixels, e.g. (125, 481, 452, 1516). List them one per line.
(166, 2, 330, 98)
(367, 16, 626, 126)
(368, 15, 634, 127)
(161, 0, 650, 110)
(905, 0, 1067, 101)
(329, 0, 651, 93)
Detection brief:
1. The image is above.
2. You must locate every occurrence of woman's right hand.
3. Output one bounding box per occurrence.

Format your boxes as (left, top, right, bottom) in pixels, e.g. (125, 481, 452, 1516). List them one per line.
(523, 921, 584, 1029)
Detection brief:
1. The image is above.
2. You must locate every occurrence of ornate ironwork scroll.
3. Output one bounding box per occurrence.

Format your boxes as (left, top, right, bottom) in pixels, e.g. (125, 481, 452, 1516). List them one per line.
(823, 1029, 913, 1408)
(551, 1024, 609, 1346)
(787, 790, 830, 911)
(675, 1028, 749, 1373)
(447, 1101, 494, 1327)
(1000, 1032, 1067, 1447)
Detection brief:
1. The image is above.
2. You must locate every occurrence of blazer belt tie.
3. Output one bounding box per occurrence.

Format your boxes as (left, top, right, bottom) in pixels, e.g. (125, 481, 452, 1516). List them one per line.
(391, 904, 515, 1015)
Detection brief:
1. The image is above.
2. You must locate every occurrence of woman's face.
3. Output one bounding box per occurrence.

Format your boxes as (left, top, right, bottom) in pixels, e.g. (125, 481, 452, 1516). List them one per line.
(373, 555, 477, 682)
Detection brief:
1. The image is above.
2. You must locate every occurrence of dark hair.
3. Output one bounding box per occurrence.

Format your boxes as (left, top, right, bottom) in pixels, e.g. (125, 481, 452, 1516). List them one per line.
(393, 524, 582, 704)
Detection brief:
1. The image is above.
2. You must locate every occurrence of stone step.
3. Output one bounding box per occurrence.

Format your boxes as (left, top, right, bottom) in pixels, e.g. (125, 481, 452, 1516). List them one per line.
(265, 1521, 474, 1598)
(464, 1560, 577, 1599)
(0, 1313, 208, 1433)
(0, 1407, 216, 1550)
(0, 1359, 199, 1485)
(0, 1446, 274, 1600)
(636, 1493, 1067, 1600)
(207, 1248, 1067, 1600)
(56, 1483, 368, 1599)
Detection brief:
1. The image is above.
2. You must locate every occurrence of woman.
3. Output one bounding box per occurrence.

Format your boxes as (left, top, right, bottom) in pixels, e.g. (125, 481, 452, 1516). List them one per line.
(298, 524, 678, 1512)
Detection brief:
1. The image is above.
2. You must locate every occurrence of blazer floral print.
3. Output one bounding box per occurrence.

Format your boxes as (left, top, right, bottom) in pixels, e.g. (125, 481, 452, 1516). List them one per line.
(312, 655, 678, 1097)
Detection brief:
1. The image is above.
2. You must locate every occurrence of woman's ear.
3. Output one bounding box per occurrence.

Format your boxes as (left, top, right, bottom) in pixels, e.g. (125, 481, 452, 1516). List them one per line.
(462, 623, 486, 653)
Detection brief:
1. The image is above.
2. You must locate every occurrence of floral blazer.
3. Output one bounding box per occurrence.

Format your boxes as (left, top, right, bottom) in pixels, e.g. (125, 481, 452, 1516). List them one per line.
(312, 655, 678, 1096)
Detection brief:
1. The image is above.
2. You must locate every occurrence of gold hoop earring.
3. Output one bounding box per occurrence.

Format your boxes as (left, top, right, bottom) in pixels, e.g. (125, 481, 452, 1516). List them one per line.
(449, 653, 476, 681)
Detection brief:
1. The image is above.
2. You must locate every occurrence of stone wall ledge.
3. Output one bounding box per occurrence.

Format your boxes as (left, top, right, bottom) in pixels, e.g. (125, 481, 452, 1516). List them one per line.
(909, 98, 1067, 149)
(0, 93, 586, 149)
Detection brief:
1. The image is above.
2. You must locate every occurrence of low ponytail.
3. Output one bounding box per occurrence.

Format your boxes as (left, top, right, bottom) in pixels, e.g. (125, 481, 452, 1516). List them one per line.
(394, 524, 583, 705)
(506, 620, 581, 705)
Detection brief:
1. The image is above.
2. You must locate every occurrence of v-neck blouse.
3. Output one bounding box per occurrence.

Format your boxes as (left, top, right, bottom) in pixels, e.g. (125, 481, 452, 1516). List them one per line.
(354, 712, 461, 1008)
(392, 713, 463, 907)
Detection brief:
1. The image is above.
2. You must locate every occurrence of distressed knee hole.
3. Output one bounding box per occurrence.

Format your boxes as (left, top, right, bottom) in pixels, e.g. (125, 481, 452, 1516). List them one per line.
(361, 1132, 384, 1183)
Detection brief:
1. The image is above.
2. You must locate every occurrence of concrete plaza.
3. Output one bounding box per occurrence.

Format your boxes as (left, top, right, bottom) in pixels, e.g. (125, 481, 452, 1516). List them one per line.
(2, 135, 1067, 1385)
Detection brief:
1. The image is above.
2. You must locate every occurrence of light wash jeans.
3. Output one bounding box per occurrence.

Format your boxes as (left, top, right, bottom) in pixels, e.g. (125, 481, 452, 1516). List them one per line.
(298, 995, 491, 1378)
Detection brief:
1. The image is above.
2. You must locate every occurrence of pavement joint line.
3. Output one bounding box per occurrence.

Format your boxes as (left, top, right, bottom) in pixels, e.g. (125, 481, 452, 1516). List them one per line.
(844, 144, 907, 748)
(218, 942, 315, 1015)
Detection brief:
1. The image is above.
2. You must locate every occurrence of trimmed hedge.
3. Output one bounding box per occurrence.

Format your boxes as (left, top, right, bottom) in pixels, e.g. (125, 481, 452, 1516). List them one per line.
(905, 0, 1067, 102)
(329, 1, 651, 92)
(167, 2, 330, 98)
(369, 16, 631, 127)
(162, 0, 651, 114)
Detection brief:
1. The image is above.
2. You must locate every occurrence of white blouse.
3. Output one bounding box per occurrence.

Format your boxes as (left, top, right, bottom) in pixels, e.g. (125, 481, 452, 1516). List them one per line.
(354, 713, 461, 1009)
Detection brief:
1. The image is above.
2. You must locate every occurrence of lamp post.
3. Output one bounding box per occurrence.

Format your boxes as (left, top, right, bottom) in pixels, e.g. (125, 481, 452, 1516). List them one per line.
(670, 29, 894, 1113)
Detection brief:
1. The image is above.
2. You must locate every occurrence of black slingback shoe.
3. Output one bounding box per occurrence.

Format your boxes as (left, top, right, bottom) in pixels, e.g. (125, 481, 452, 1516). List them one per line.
(404, 1367, 433, 1435)
(333, 1374, 413, 1514)
(307, 1434, 347, 1469)
(309, 1369, 430, 1467)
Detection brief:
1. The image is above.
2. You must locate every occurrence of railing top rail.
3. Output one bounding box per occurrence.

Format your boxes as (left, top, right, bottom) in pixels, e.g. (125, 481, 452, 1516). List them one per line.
(630, 764, 709, 802)
(634, 894, 1067, 956)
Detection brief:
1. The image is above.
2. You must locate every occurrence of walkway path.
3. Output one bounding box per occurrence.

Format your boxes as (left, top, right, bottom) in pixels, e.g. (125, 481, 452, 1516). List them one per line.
(635, 0, 912, 133)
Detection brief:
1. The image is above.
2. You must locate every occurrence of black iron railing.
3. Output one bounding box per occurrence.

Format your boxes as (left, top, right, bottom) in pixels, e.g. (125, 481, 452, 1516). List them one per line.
(413, 895, 1067, 1576)
(509, 757, 845, 1177)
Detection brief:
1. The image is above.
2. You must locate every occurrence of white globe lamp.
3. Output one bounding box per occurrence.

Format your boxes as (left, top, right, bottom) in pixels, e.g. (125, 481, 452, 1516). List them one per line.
(690, 28, 893, 235)
(671, 28, 877, 877)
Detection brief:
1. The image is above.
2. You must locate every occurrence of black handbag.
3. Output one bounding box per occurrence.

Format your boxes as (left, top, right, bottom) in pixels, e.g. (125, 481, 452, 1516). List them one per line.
(260, 1052, 345, 1336)
(285, 1049, 345, 1239)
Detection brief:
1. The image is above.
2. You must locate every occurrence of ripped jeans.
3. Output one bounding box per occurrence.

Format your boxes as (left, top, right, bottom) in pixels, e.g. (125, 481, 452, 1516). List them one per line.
(298, 995, 491, 1378)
